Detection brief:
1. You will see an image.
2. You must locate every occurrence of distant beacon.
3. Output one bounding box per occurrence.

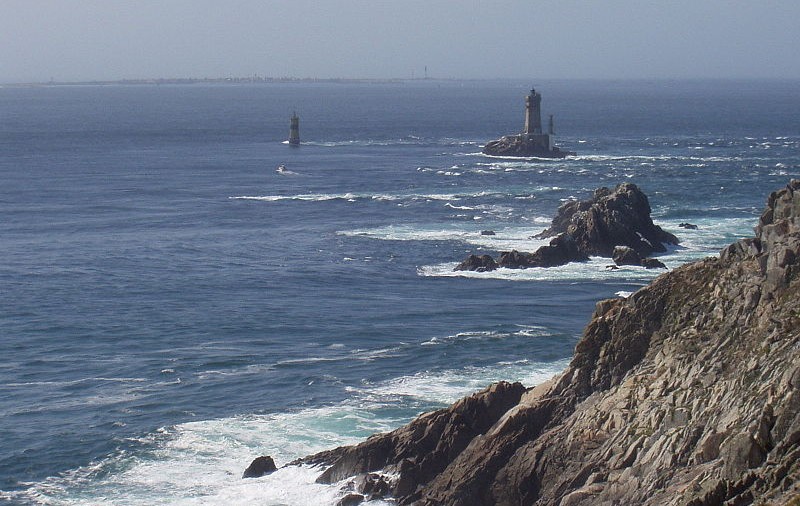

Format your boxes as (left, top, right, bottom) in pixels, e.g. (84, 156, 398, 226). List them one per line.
(288, 112, 300, 146)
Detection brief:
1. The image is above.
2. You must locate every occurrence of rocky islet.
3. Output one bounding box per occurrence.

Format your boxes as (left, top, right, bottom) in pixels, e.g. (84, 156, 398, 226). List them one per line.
(455, 182, 678, 272)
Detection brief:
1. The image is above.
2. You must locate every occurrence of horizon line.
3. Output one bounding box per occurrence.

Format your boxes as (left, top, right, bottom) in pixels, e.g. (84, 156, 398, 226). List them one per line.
(3, 75, 799, 87)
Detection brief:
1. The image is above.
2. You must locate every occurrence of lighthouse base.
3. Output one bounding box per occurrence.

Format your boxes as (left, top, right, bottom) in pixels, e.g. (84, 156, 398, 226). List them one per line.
(482, 134, 574, 159)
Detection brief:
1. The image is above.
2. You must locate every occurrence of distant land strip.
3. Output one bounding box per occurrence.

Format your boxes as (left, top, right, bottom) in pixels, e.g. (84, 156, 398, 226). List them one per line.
(0, 76, 446, 87)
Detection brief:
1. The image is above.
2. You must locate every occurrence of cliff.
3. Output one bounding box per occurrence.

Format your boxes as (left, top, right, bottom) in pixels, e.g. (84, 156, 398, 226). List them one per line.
(293, 181, 800, 505)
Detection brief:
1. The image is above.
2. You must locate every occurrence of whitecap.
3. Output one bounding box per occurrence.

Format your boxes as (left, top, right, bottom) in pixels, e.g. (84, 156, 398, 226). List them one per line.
(337, 224, 549, 251)
(13, 359, 566, 505)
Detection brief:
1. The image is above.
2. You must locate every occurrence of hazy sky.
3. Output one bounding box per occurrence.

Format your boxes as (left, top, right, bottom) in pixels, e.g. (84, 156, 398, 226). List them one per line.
(2, 0, 799, 82)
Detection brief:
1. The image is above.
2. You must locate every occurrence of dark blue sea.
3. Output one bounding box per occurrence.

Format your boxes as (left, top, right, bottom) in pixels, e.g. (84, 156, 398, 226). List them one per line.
(1, 79, 798, 504)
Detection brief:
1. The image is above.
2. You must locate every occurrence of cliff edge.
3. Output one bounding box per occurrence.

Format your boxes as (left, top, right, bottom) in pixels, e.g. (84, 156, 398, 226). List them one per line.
(294, 181, 800, 505)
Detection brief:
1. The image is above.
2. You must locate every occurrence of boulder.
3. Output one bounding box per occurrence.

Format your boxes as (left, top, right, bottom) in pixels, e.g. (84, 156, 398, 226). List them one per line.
(336, 493, 364, 506)
(242, 455, 277, 478)
(679, 222, 699, 229)
(454, 254, 498, 272)
(480, 230, 496, 236)
(498, 234, 587, 269)
(612, 246, 643, 266)
(641, 258, 667, 269)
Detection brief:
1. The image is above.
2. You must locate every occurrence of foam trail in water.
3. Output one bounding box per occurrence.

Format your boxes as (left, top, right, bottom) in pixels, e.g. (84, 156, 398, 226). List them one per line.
(338, 224, 551, 251)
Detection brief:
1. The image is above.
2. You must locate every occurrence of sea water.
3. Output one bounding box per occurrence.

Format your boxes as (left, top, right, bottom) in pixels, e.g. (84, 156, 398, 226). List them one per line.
(1, 79, 798, 504)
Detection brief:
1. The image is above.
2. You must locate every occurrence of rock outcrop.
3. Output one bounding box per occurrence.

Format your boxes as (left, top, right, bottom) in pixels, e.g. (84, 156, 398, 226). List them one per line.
(292, 181, 800, 505)
(537, 183, 679, 257)
(497, 234, 588, 269)
(242, 455, 277, 478)
(613, 245, 667, 269)
(483, 135, 575, 158)
(454, 254, 498, 272)
(456, 183, 678, 272)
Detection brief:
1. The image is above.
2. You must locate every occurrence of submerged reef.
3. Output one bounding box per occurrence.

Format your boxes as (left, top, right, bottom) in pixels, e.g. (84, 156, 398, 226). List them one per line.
(272, 180, 800, 505)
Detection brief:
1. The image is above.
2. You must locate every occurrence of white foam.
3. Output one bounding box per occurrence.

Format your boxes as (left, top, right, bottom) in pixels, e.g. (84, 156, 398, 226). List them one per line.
(360, 360, 567, 405)
(338, 224, 549, 251)
(420, 258, 667, 282)
(230, 190, 510, 204)
(15, 358, 566, 505)
(230, 194, 357, 202)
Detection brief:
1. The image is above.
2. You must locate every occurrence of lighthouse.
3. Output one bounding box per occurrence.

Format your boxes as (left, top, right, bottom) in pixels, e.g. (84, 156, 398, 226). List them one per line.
(288, 112, 300, 146)
(523, 88, 542, 135)
(482, 86, 575, 158)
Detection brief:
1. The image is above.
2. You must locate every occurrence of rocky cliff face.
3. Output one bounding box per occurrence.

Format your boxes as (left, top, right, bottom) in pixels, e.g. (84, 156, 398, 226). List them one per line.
(294, 181, 800, 505)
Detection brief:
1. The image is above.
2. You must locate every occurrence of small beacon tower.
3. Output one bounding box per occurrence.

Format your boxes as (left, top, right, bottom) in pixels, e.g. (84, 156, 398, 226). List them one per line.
(288, 112, 300, 146)
(523, 88, 543, 135)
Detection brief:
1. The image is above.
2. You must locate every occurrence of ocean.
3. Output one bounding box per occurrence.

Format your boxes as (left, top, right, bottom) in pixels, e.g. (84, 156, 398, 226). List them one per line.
(1, 79, 798, 504)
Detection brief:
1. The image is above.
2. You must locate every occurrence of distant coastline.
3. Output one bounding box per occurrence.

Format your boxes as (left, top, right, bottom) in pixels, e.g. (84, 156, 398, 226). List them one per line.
(4, 75, 798, 88)
(0, 76, 433, 88)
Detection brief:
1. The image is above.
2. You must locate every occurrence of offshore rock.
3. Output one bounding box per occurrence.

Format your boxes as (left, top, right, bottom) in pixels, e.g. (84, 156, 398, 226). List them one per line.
(613, 246, 668, 269)
(612, 245, 642, 266)
(640, 257, 667, 269)
(291, 181, 800, 505)
(454, 254, 498, 272)
(483, 134, 574, 158)
(242, 455, 277, 478)
(497, 234, 587, 269)
(537, 182, 679, 257)
(456, 183, 676, 271)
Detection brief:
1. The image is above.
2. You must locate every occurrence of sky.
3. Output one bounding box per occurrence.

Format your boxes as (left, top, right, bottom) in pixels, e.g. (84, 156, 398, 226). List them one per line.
(2, 0, 799, 83)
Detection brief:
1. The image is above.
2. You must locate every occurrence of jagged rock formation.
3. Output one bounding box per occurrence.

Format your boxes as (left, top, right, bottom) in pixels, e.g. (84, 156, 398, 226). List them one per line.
(456, 183, 678, 272)
(291, 181, 800, 505)
(537, 183, 679, 257)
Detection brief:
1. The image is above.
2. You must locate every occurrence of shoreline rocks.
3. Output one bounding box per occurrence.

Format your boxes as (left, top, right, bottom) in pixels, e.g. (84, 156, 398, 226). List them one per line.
(278, 180, 800, 505)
